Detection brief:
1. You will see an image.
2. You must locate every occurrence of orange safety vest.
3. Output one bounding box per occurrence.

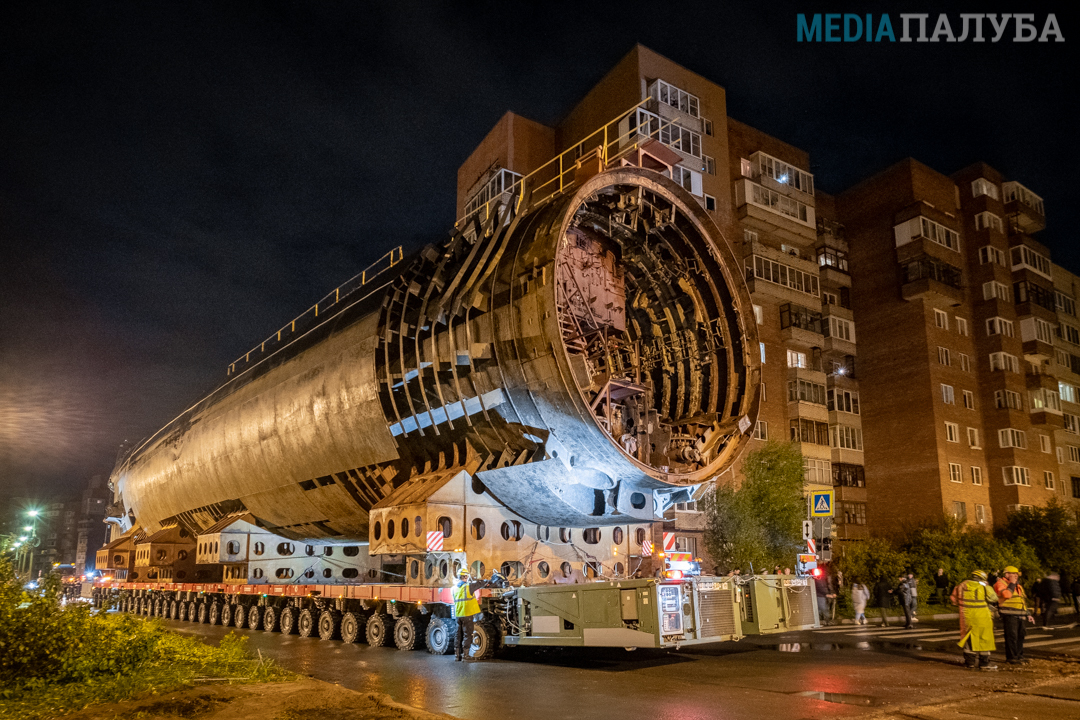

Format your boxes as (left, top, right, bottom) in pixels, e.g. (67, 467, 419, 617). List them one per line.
(993, 578, 1028, 614)
(452, 580, 480, 618)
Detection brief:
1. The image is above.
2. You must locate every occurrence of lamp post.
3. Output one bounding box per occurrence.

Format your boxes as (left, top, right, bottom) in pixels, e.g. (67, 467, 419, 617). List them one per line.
(25, 510, 39, 580)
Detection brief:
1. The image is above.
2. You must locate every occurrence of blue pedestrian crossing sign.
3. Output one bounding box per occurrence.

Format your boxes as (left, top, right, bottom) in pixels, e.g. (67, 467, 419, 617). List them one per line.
(810, 490, 834, 517)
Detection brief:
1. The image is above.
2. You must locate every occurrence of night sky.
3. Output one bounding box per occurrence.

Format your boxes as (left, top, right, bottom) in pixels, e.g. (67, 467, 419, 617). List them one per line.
(1, 2, 1074, 499)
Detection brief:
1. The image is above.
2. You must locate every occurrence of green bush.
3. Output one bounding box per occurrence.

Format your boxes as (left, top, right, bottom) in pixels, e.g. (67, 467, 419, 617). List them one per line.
(900, 517, 1041, 592)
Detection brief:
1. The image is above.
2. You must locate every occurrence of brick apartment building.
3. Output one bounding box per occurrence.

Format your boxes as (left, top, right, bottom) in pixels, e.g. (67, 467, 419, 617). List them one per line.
(454, 44, 1076, 555)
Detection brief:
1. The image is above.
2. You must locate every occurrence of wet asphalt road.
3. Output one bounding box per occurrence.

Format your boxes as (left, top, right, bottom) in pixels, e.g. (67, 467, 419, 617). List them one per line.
(160, 615, 1076, 720)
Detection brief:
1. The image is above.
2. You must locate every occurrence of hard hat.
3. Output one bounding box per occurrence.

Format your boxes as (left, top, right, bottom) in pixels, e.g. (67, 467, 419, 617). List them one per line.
(1003, 565, 1020, 575)
(971, 570, 987, 581)
(457, 567, 470, 577)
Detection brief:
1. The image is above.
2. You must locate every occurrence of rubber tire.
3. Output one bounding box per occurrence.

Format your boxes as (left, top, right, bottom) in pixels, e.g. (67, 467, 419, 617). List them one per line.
(198, 602, 209, 624)
(209, 602, 222, 626)
(340, 612, 364, 644)
(318, 611, 341, 641)
(366, 613, 394, 647)
(262, 606, 279, 633)
(221, 604, 233, 627)
(234, 604, 247, 628)
(297, 608, 315, 638)
(170, 600, 180, 619)
(247, 605, 262, 631)
(187, 601, 198, 622)
(425, 617, 456, 655)
(179, 601, 189, 622)
(394, 614, 429, 651)
(469, 620, 502, 660)
(280, 606, 296, 635)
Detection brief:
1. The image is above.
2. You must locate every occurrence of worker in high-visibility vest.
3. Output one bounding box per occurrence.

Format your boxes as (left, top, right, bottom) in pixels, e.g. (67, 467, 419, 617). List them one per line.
(993, 565, 1035, 665)
(452, 566, 495, 661)
(950, 569, 998, 670)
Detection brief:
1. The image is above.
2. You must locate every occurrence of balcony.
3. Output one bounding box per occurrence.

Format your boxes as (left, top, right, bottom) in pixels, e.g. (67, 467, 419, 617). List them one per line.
(900, 255, 964, 304)
(1003, 181, 1046, 234)
(780, 303, 824, 346)
(735, 178, 817, 242)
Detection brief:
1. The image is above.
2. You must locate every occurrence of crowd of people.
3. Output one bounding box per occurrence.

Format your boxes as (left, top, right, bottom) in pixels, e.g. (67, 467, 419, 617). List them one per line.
(812, 563, 1078, 670)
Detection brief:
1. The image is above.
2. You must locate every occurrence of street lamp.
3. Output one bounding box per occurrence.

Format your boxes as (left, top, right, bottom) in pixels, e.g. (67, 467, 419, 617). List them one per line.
(24, 509, 41, 579)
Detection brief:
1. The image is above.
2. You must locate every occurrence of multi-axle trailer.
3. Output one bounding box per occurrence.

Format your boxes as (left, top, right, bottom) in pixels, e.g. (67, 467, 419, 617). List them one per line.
(95, 573, 817, 658)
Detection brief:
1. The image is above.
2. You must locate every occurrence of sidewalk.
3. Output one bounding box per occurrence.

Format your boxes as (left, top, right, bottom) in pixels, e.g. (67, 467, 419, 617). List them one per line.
(831, 603, 1077, 625)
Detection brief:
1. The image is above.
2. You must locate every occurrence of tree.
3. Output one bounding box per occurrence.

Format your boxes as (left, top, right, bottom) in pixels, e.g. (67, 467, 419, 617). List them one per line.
(997, 498, 1080, 575)
(703, 440, 805, 573)
(835, 537, 908, 586)
(898, 517, 1041, 588)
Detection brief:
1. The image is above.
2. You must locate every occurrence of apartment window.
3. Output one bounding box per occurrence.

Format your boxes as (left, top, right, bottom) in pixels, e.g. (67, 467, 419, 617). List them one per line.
(787, 349, 808, 368)
(972, 178, 1000, 199)
(1056, 349, 1071, 368)
(1071, 446, 1080, 463)
(1044, 471, 1056, 490)
(978, 245, 1006, 266)
(828, 388, 860, 414)
(952, 501, 967, 522)
(1055, 291, 1076, 317)
(753, 421, 768, 440)
(1073, 477, 1080, 499)
(1059, 323, 1080, 345)
(971, 466, 983, 486)
(1057, 447, 1066, 464)
(937, 347, 951, 366)
(1060, 382, 1078, 403)
(652, 79, 700, 117)
(704, 194, 716, 211)
(1030, 388, 1062, 412)
(963, 390, 975, 409)
(956, 317, 968, 336)
(747, 182, 811, 223)
(967, 427, 980, 448)
(1040, 435, 1052, 453)
(934, 309, 949, 329)
(985, 317, 1014, 337)
(974, 211, 1004, 233)
(740, 158, 752, 177)
(780, 303, 822, 333)
(753, 304, 763, 324)
(817, 246, 849, 272)
(833, 463, 865, 487)
(790, 379, 827, 405)
(755, 152, 815, 194)
(998, 428, 1027, 449)
(1011, 245, 1052, 279)
(949, 463, 963, 483)
(1014, 280, 1055, 311)
(989, 352, 1019, 373)
(704, 119, 714, 136)
(944, 422, 959, 443)
(791, 419, 830, 445)
(831, 425, 863, 450)
(825, 316, 855, 342)
(1022, 317, 1056, 345)
(941, 384, 955, 404)
(959, 353, 970, 371)
(1003, 466, 1031, 486)
(761, 383, 766, 402)
(822, 291, 838, 306)
(746, 255, 819, 296)
(704, 155, 716, 175)
(804, 457, 832, 485)
(975, 504, 986, 524)
(918, 216, 960, 251)
(839, 502, 867, 526)
(1065, 413, 1079, 434)
(744, 229, 758, 243)
(634, 108, 702, 157)
(671, 165, 703, 196)
(982, 281, 1011, 302)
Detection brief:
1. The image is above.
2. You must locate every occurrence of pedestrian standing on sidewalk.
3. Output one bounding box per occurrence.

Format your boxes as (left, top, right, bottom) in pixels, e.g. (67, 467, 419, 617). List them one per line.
(950, 569, 998, 670)
(907, 572, 920, 619)
(851, 579, 869, 625)
(934, 568, 949, 605)
(993, 565, 1035, 665)
(874, 576, 893, 626)
(896, 574, 914, 629)
(814, 569, 833, 625)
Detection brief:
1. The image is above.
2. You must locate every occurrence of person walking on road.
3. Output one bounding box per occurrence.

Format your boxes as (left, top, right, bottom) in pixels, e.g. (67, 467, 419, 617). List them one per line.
(950, 569, 998, 670)
(1035, 572, 1062, 628)
(993, 565, 1035, 665)
(907, 572, 920, 618)
(895, 574, 914, 628)
(873, 577, 893, 626)
(814, 570, 834, 625)
(452, 566, 497, 661)
(934, 568, 949, 605)
(851, 580, 869, 625)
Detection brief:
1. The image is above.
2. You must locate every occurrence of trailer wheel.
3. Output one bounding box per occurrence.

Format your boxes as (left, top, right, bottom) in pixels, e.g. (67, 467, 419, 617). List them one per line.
(366, 612, 393, 647)
(178, 601, 188, 621)
(209, 602, 222, 626)
(221, 603, 233, 627)
(394, 614, 429, 651)
(318, 611, 341, 641)
(170, 600, 179, 620)
(340, 612, 363, 643)
(280, 606, 296, 635)
(425, 617, 456, 655)
(297, 608, 315, 638)
(469, 620, 502, 660)
(198, 602, 209, 624)
(187, 601, 198, 622)
(262, 606, 278, 633)
(234, 604, 247, 628)
(155, 598, 165, 617)
(247, 605, 262, 631)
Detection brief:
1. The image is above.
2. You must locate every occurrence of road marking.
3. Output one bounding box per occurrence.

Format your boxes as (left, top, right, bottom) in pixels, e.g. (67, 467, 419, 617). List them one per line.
(1024, 637, 1080, 648)
(876, 630, 950, 638)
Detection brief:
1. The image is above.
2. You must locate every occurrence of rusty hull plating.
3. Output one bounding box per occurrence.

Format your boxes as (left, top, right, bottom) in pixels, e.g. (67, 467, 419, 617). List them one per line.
(112, 166, 759, 542)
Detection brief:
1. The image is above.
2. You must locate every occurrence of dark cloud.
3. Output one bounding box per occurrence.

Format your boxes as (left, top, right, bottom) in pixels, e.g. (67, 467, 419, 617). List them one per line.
(1, 1, 1074, 496)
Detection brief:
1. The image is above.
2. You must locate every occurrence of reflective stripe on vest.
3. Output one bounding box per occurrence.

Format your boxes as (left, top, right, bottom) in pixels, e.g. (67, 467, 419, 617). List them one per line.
(960, 580, 988, 608)
(452, 581, 480, 618)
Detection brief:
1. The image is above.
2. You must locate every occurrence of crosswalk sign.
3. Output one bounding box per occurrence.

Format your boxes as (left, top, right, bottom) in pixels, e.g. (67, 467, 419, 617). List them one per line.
(811, 490, 834, 517)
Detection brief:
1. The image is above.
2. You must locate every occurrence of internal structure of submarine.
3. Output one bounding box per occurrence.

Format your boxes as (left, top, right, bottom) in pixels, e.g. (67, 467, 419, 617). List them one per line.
(95, 121, 818, 655)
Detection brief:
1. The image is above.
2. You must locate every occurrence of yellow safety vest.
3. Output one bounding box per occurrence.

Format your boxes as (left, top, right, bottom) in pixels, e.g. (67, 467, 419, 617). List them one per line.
(994, 579, 1027, 613)
(959, 580, 991, 608)
(452, 581, 480, 618)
